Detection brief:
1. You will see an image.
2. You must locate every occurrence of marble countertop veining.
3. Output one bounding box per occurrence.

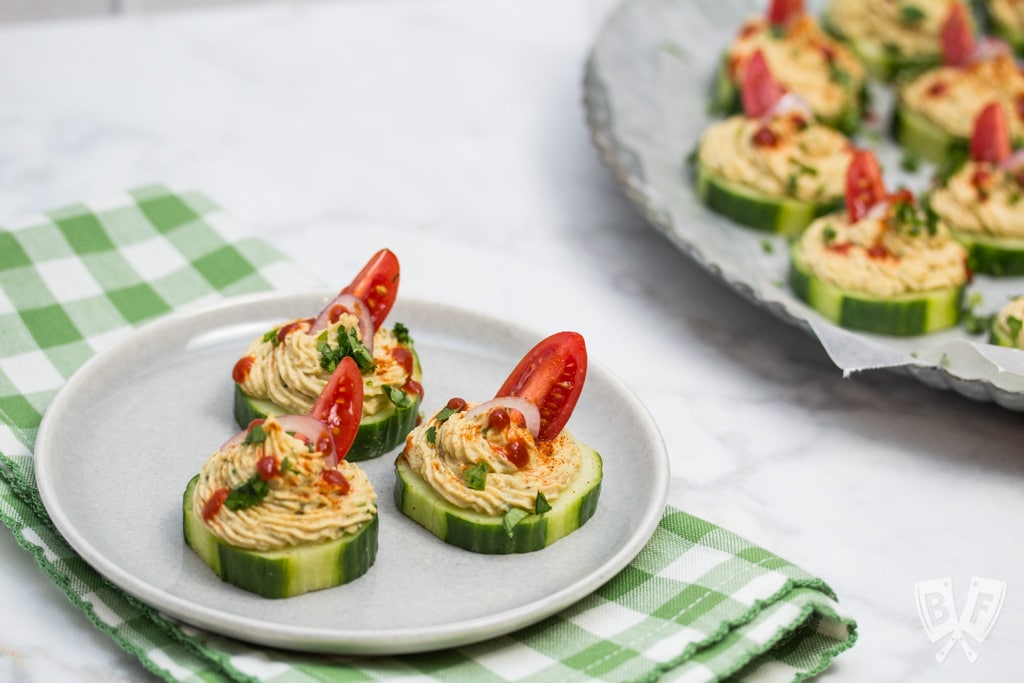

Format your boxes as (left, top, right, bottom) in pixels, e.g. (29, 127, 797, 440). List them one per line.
(1, 1, 1023, 681)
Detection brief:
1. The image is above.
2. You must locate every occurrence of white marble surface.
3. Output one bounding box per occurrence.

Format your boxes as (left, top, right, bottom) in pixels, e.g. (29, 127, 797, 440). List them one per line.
(1, 1, 1023, 681)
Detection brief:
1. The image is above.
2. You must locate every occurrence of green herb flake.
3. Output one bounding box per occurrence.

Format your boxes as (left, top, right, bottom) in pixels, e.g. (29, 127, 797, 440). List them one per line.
(262, 328, 281, 346)
(435, 406, 458, 423)
(1008, 316, 1023, 341)
(828, 61, 851, 87)
(383, 385, 413, 409)
(393, 321, 412, 345)
(760, 239, 774, 254)
(464, 462, 489, 490)
(224, 475, 270, 511)
(535, 492, 551, 515)
(425, 425, 437, 445)
(339, 327, 375, 372)
(900, 153, 920, 173)
(899, 4, 926, 25)
(822, 225, 837, 244)
(243, 423, 267, 445)
(280, 457, 297, 475)
(502, 508, 530, 537)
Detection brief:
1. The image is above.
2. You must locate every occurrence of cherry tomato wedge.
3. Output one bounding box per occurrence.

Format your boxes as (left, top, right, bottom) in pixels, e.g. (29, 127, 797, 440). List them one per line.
(971, 102, 1012, 164)
(309, 356, 364, 461)
(495, 331, 587, 442)
(766, 0, 803, 27)
(940, 2, 975, 68)
(845, 149, 887, 222)
(741, 50, 784, 120)
(341, 248, 400, 330)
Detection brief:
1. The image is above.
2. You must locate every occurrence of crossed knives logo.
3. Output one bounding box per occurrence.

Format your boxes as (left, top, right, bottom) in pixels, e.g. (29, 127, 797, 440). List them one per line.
(915, 577, 1006, 663)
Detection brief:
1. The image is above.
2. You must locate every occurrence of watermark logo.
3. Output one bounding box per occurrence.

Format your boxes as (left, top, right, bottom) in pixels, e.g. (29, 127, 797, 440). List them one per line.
(915, 577, 1006, 663)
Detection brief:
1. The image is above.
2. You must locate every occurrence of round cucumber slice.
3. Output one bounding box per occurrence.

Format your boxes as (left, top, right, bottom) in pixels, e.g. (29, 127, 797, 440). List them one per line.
(234, 383, 421, 461)
(182, 475, 378, 598)
(394, 440, 602, 554)
(789, 241, 965, 335)
(890, 101, 967, 167)
(694, 161, 844, 236)
(949, 229, 1024, 276)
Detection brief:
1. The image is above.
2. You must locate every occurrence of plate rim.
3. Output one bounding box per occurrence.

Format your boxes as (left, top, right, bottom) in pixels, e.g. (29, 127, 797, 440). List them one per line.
(34, 290, 670, 654)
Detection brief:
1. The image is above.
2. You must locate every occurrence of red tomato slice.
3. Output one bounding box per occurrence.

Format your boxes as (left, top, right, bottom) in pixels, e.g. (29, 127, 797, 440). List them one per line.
(341, 248, 400, 330)
(766, 0, 804, 27)
(741, 50, 784, 119)
(845, 149, 887, 222)
(309, 356, 364, 461)
(971, 102, 1012, 164)
(940, 2, 975, 67)
(495, 331, 587, 442)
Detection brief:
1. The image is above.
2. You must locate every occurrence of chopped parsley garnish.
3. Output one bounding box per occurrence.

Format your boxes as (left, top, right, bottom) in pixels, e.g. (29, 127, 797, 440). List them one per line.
(899, 153, 920, 173)
(383, 384, 413, 409)
(392, 321, 412, 346)
(280, 457, 297, 474)
(502, 508, 530, 537)
(243, 424, 267, 445)
(1008, 316, 1023, 341)
(760, 239, 774, 254)
(769, 24, 785, 39)
(828, 61, 851, 87)
(464, 462, 489, 490)
(318, 326, 376, 373)
(889, 195, 934, 236)
(535, 492, 551, 515)
(822, 225, 837, 244)
(786, 159, 818, 196)
(224, 475, 270, 511)
(262, 328, 281, 346)
(899, 4, 926, 25)
(425, 425, 437, 445)
(435, 406, 458, 423)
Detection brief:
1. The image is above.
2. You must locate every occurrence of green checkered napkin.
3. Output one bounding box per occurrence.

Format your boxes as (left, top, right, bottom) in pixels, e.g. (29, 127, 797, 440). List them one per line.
(0, 186, 857, 682)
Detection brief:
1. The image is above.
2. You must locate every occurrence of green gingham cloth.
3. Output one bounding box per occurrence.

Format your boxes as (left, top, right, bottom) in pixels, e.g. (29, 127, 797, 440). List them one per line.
(0, 186, 857, 683)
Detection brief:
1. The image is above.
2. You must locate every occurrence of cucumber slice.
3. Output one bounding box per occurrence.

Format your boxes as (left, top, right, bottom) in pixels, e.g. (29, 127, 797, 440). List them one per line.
(708, 56, 865, 135)
(234, 383, 421, 461)
(182, 475, 378, 598)
(694, 161, 844, 236)
(949, 229, 1024, 276)
(789, 241, 965, 335)
(394, 440, 602, 554)
(891, 100, 967, 167)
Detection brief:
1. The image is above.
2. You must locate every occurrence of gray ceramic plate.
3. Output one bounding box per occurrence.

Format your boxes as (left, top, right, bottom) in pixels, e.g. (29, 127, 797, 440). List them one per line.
(34, 292, 669, 655)
(583, 0, 1024, 410)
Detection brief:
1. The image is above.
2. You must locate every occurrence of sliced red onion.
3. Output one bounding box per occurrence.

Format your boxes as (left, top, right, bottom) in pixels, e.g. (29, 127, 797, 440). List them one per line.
(310, 293, 374, 353)
(972, 37, 1012, 64)
(219, 415, 338, 468)
(465, 397, 541, 439)
(998, 149, 1024, 172)
(762, 92, 813, 125)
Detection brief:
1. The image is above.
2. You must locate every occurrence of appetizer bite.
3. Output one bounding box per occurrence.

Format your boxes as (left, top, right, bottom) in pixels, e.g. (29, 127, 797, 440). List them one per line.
(990, 294, 1024, 346)
(892, 2, 1024, 165)
(395, 331, 601, 554)
(983, 0, 1024, 54)
(926, 102, 1024, 275)
(184, 357, 378, 598)
(711, 0, 867, 134)
(696, 50, 854, 236)
(824, 0, 957, 81)
(232, 248, 422, 460)
(789, 149, 969, 335)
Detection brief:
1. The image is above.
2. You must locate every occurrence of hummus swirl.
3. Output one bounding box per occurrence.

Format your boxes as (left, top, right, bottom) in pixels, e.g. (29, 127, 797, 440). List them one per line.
(728, 16, 865, 120)
(698, 114, 852, 201)
(826, 0, 954, 58)
(401, 404, 582, 517)
(192, 416, 377, 551)
(990, 0, 1024, 35)
(796, 205, 968, 296)
(238, 314, 411, 416)
(899, 57, 1024, 140)
(929, 162, 1024, 236)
